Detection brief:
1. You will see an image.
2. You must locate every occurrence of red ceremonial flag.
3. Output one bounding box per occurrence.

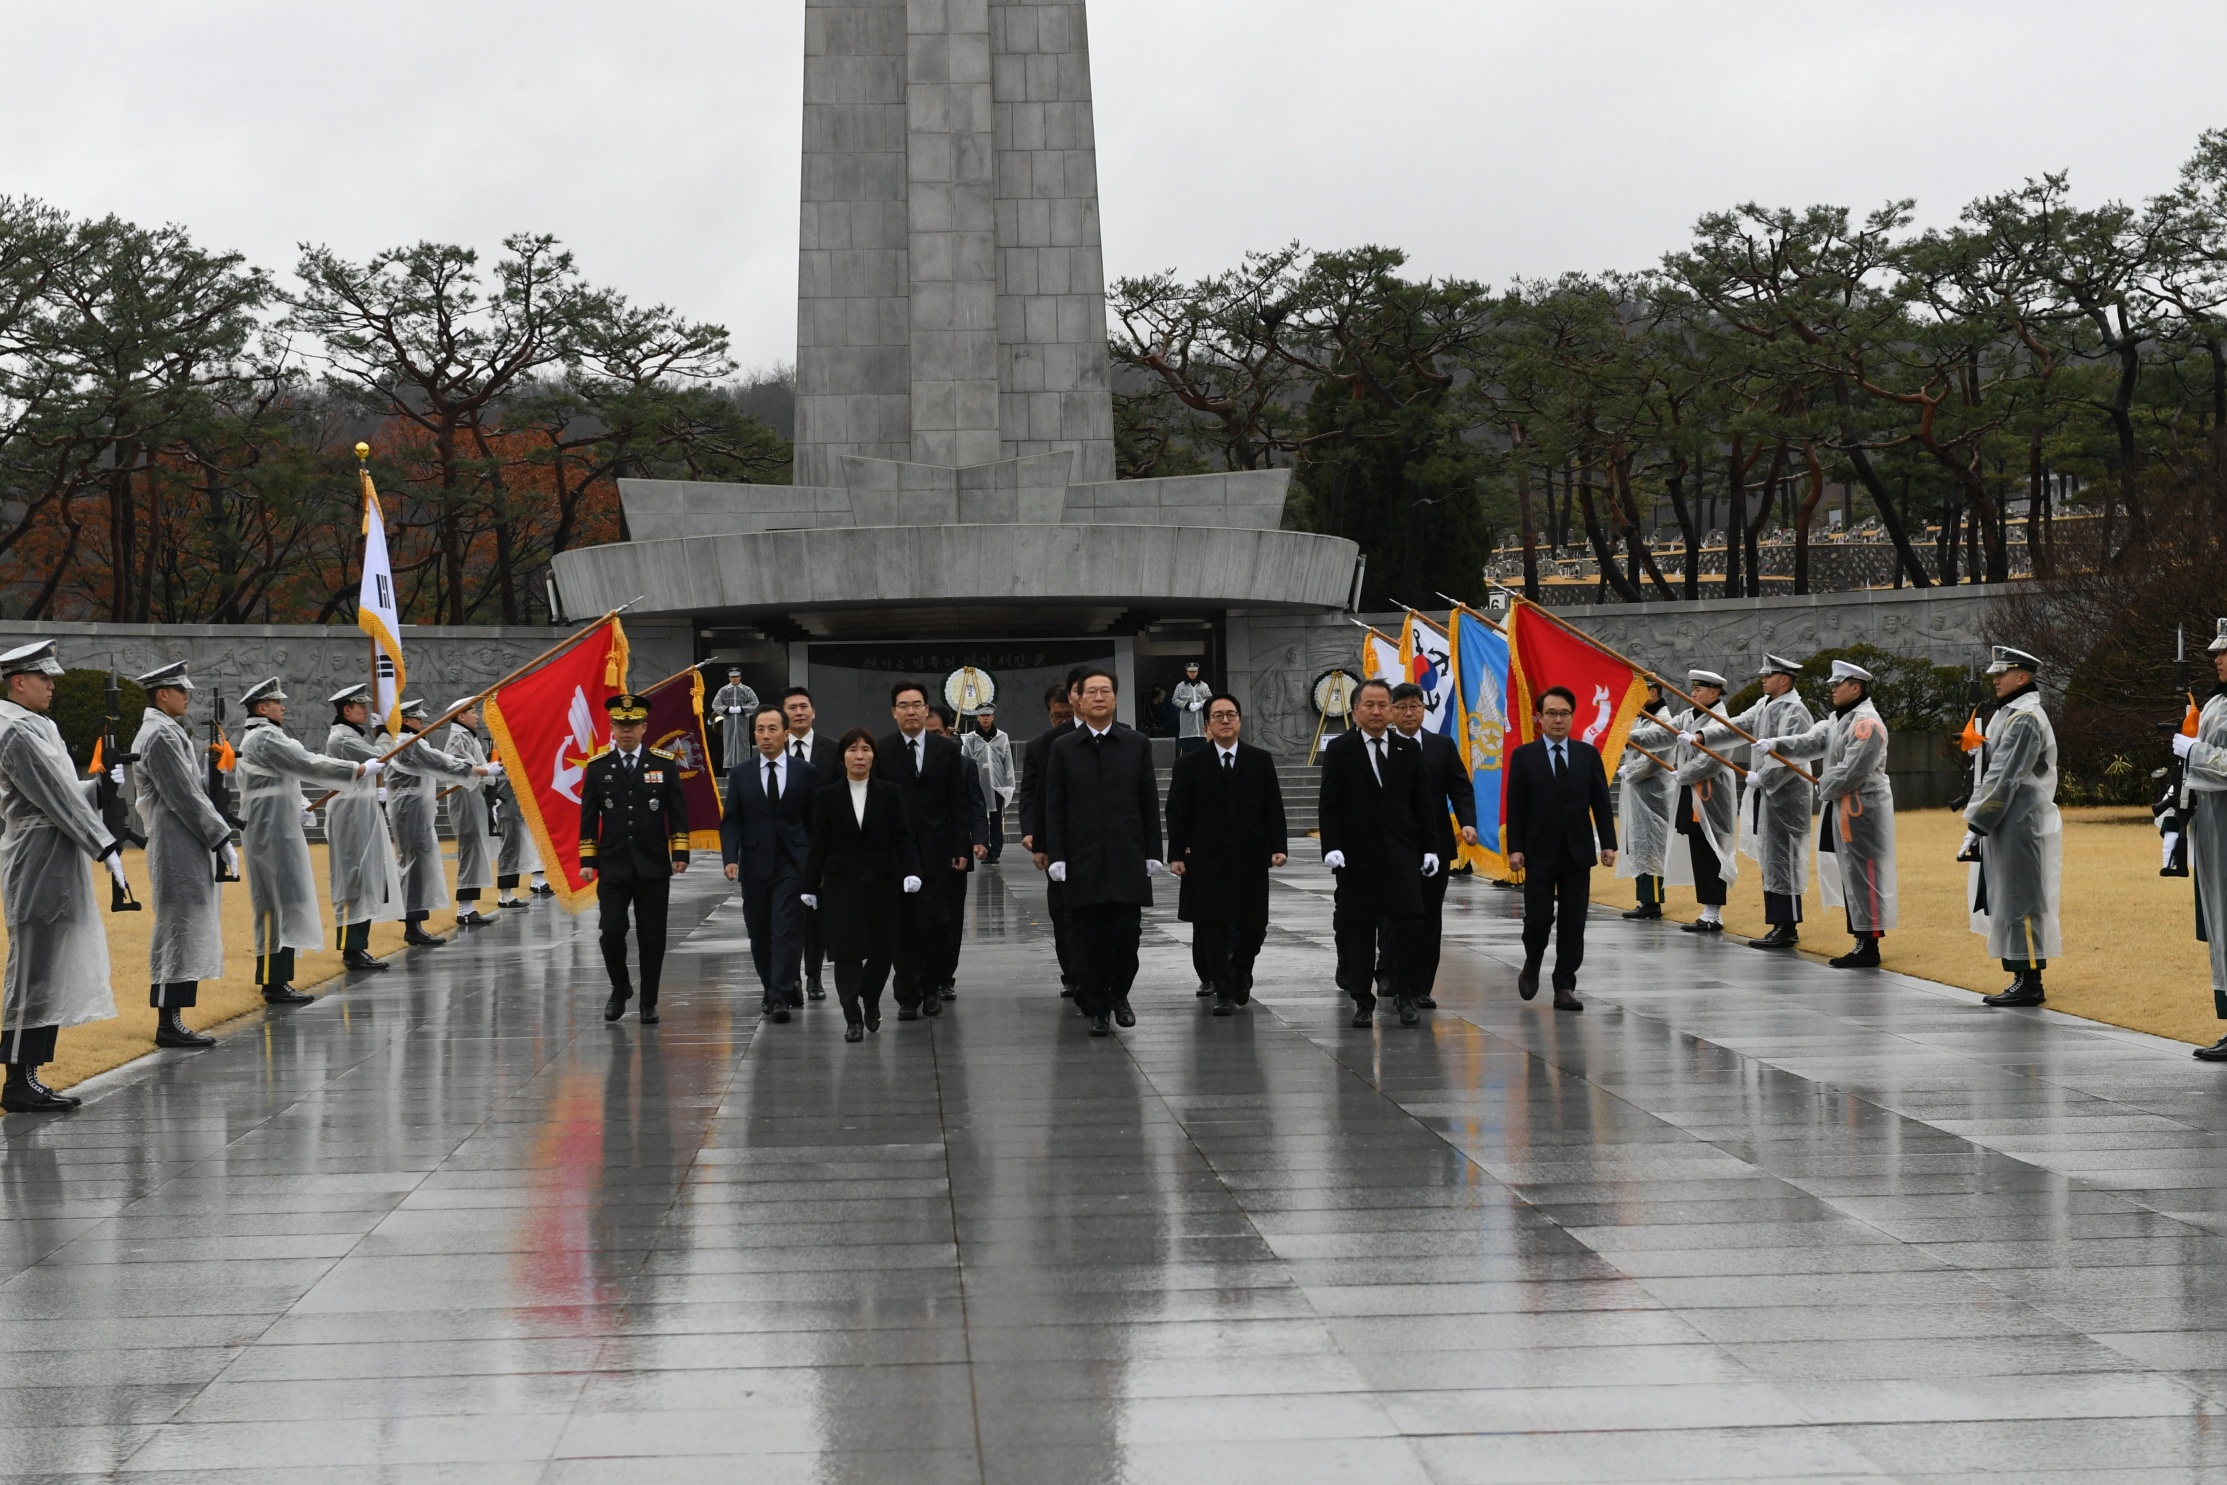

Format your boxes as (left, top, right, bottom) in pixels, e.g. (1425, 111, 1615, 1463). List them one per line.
(639, 666, 723, 852)
(1505, 598, 1649, 774)
(482, 618, 631, 911)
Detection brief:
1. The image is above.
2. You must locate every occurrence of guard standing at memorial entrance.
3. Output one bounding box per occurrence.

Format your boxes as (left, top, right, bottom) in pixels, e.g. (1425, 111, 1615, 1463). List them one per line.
(579, 692, 691, 1024)
(1669, 668, 1740, 934)
(1964, 646, 2063, 1008)
(1702, 655, 1815, 950)
(0, 641, 130, 1112)
(1774, 660, 1898, 968)
(324, 684, 403, 971)
(236, 678, 368, 1001)
(384, 697, 490, 946)
(1616, 683, 1677, 920)
(2179, 622, 2227, 1061)
(1172, 661, 1212, 757)
(129, 662, 239, 1049)
(712, 667, 759, 773)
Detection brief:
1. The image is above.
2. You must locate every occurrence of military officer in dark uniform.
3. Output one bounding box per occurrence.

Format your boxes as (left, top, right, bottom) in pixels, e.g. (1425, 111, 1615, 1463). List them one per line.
(579, 692, 691, 1025)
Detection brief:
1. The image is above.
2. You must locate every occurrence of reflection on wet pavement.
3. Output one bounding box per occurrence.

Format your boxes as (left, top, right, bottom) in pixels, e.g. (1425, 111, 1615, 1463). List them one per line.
(6, 859, 2227, 1480)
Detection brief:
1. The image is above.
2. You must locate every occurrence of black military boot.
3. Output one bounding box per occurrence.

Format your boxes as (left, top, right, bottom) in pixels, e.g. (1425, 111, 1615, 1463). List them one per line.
(155, 1009, 215, 1049)
(263, 984, 314, 1005)
(1828, 938, 1881, 969)
(2, 1065, 78, 1113)
(342, 950, 389, 972)
(2195, 1036, 2227, 1062)
(403, 922, 445, 947)
(1982, 970, 2045, 1007)
(1621, 904, 1663, 920)
(1747, 924, 1799, 951)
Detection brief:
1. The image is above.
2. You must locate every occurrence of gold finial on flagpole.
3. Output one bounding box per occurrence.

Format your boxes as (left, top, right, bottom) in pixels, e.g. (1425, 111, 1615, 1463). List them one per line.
(353, 441, 370, 463)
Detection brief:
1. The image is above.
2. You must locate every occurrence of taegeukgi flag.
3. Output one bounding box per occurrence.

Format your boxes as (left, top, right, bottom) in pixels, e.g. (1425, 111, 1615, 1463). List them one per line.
(1397, 611, 1457, 736)
(482, 617, 631, 911)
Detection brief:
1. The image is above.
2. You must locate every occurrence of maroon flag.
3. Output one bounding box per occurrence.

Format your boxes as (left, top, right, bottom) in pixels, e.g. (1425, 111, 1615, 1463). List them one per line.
(640, 667, 724, 851)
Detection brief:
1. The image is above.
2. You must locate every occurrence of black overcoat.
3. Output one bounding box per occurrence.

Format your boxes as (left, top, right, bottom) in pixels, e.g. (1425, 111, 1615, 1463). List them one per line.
(1410, 728, 1479, 862)
(1041, 723, 1162, 907)
(1504, 737, 1616, 868)
(873, 728, 972, 870)
(1166, 742, 1287, 924)
(1315, 727, 1430, 916)
(803, 778, 921, 961)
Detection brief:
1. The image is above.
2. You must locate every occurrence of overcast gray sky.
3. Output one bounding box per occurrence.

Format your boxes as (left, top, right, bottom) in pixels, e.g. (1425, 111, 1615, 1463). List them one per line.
(2, 1, 2221, 370)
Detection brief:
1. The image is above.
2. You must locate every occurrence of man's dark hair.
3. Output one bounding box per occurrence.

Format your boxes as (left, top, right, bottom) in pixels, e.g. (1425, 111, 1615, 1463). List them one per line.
(780, 685, 812, 703)
(1538, 685, 1577, 712)
(1389, 681, 1426, 705)
(1063, 664, 1092, 697)
(890, 679, 929, 706)
(1075, 666, 1117, 693)
(1353, 677, 1392, 702)
(931, 704, 956, 729)
(1044, 683, 1069, 708)
(1207, 692, 1242, 716)
(750, 705, 787, 731)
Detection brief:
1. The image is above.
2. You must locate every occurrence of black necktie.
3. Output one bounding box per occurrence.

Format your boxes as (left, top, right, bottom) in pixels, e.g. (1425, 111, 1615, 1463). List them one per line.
(765, 759, 780, 806)
(1222, 751, 1234, 772)
(792, 741, 805, 761)
(1552, 744, 1567, 781)
(909, 737, 921, 775)
(1369, 737, 1384, 782)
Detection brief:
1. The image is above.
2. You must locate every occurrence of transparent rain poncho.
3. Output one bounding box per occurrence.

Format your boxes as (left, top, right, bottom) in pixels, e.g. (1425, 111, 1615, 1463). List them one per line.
(1780, 697, 1897, 932)
(385, 728, 476, 914)
(237, 717, 359, 956)
(1665, 705, 1740, 890)
(445, 723, 497, 892)
(0, 700, 118, 1032)
(323, 722, 402, 926)
(129, 709, 235, 983)
(1707, 690, 1816, 899)
(1964, 691, 2062, 962)
(1614, 709, 1677, 881)
(2182, 693, 2227, 1006)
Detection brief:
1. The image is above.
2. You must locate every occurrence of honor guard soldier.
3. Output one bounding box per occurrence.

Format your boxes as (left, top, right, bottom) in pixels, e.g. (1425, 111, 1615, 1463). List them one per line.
(2179, 622, 2227, 1061)
(494, 766, 547, 904)
(129, 662, 239, 1049)
(323, 684, 404, 970)
(383, 696, 490, 946)
(1704, 654, 1816, 949)
(444, 698, 504, 926)
(236, 678, 370, 1002)
(580, 692, 691, 1024)
(1616, 682, 1677, 919)
(1669, 668, 1740, 933)
(1963, 646, 2062, 1007)
(1775, 659, 1897, 966)
(712, 667, 760, 774)
(0, 641, 131, 1111)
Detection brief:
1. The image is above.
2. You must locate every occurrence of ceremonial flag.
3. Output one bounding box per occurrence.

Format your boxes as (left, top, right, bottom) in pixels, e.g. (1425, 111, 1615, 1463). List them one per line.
(1505, 597, 1648, 776)
(640, 666, 723, 851)
(1397, 611, 1457, 736)
(355, 454, 406, 735)
(1361, 626, 1402, 687)
(482, 617, 631, 911)
(1451, 606, 1514, 876)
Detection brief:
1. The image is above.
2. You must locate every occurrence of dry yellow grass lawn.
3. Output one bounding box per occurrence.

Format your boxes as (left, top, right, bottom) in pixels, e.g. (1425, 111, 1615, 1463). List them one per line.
(1591, 805, 2219, 1044)
(7, 846, 468, 1092)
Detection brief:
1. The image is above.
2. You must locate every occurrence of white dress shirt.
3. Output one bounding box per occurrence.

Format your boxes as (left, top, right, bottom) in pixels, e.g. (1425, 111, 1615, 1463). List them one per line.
(789, 730, 816, 762)
(1215, 742, 1239, 769)
(757, 750, 788, 798)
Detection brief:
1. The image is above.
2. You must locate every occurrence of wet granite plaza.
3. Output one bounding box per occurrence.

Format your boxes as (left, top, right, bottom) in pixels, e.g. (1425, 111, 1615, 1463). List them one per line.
(7, 861, 2227, 1482)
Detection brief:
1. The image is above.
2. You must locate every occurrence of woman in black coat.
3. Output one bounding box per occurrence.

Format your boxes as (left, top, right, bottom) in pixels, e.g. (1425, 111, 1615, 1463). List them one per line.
(803, 728, 924, 1040)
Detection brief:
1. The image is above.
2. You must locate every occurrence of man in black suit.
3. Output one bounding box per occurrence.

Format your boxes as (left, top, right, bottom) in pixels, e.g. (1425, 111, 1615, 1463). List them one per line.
(780, 686, 841, 1001)
(1377, 680, 1478, 1011)
(721, 706, 818, 1024)
(874, 679, 972, 1019)
(1318, 678, 1439, 1029)
(1167, 692, 1287, 1016)
(1019, 675, 1082, 996)
(1504, 684, 1617, 1012)
(579, 692, 692, 1025)
(1043, 667, 1163, 1037)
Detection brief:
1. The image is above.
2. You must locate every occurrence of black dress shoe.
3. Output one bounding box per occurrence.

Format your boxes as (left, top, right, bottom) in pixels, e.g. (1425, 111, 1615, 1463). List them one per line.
(262, 984, 313, 1005)
(1829, 940, 1882, 969)
(844, 1023, 865, 1043)
(154, 1010, 215, 1049)
(1517, 970, 1540, 1001)
(1398, 998, 1420, 1028)
(1553, 987, 1585, 1012)
(865, 1006, 881, 1032)
(2195, 1037, 2227, 1062)
(1680, 919, 1724, 935)
(1350, 1005, 1373, 1028)
(639, 1005, 660, 1026)
(1212, 997, 1236, 1017)
(1089, 1014, 1112, 1037)
(1747, 925, 1799, 950)
(1196, 982, 1215, 998)
(2, 1065, 76, 1113)
(604, 994, 628, 1023)
(1414, 995, 1437, 1010)
(1981, 976, 2045, 1008)
(342, 950, 388, 972)
(531, 883, 555, 898)
(806, 985, 826, 1002)
(921, 996, 944, 1018)
(771, 1006, 792, 1024)
(1059, 986, 1076, 999)
(940, 985, 956, 1000)
(403, 927, 445, 947)
(1113, 1001, 1136, 1028)
(1621, 905, 1663, 920)
(897, 1006, 921, 1022)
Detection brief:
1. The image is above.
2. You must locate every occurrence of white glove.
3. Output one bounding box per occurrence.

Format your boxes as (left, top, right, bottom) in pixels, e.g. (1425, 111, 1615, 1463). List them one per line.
(1958, 830, 1982, 860)
(301, 809, 316, 827)
(376, 787, 389, 804)
(800, 893, 818, 909)
(1188, 701, 1203, 712)
(481, 762, 504, 777)
(360, 758, 385, 778)
(106, 853, 128, 890)
(219, 842, 238, 876)
(1324, 849, 1346, 870)
(1146, 859, 1165, 876)
(1750, 738, 1774, 757)
(2174, 732, 2198, 759)
(902, 875, 922, 894)
(1048, 861, 1067, 883)
(2164, 833, 2182, 870)
(109, 764, 125, 785)
(1682, 731, 1705, 748)
(1422, 853, 1440, 877)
